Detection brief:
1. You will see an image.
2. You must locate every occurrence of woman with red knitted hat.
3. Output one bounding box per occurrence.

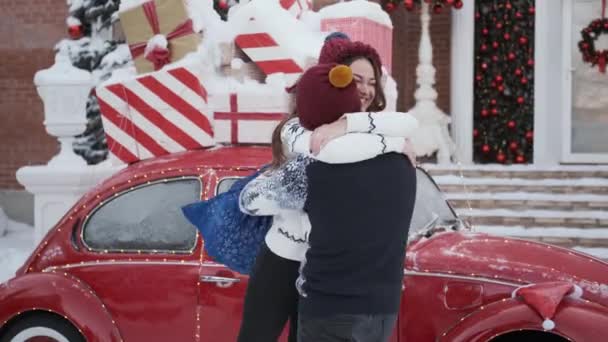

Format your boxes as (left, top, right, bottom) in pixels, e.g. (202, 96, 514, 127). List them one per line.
(237, 35, 418, 342)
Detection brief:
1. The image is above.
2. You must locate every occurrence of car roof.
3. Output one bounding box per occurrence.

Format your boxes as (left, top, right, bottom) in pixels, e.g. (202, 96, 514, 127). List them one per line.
(80, 145, 272, 204)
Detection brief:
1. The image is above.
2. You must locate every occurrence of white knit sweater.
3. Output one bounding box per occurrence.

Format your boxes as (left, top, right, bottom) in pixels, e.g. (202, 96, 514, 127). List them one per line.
(239, 111, 419, 262)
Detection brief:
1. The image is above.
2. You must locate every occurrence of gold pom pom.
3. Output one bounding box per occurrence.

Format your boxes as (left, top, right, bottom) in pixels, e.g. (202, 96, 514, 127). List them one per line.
(328, 65, 353, 88)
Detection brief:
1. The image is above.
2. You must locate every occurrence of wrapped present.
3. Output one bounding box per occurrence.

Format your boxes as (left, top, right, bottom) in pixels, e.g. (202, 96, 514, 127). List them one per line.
(211, 92, 289, 144)
(234, 30, 303, 85)
(279, 0, 312, 19)
(120, 0, 201, 74)
(320, 2, 393, 71)
(96, 64, 214, 164)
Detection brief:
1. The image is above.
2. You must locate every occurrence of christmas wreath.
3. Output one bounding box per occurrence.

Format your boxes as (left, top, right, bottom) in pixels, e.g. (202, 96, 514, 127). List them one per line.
(578, 1, 608, 73)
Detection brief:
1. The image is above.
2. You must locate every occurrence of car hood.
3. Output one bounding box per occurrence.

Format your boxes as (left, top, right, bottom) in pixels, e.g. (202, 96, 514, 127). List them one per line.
(406, 231, 608, 307)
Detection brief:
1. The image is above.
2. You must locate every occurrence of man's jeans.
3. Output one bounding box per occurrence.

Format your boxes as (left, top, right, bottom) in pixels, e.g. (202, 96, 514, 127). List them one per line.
(298, 313, 397, 342)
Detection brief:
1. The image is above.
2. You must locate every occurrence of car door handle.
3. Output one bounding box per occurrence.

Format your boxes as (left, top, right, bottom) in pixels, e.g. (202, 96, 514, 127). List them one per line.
(200, 275, 240, 283)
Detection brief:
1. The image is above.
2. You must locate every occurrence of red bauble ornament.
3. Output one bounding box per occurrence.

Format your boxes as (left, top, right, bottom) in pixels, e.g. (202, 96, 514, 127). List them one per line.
(515, 68, 523, 76)
(482, 144, 491, 153)
(482, 28, 489, 35)
(492, 41, 500, 49)
(481, 63, 488, 70)
(516, 155, 526, 163)
(515, 11, 523, 19)
(506, 2, 512, 10)
(528, 58, 535, 66)
(446, 0, 455, 4)
(508, 52, 516, 60)
(495, 75, 504, 83)
(497, 84, 505, 92)
(509, 141, 519, 151)
(433, 4, 443, 14)
(496, 22, 503, 29)
(481, 44, 488, 52)
(68, 25, 83, 39)
(492, 55, 499, 62)
(529, 6, 536, 15)
(475, 11, 481, 19)
(481, 109, 489, 117)
(385, 2, 396, 12)
(504, 33, 511, 40)
(476, 74, 483, 81)
(519, 36, 529, 45)
(491, 108, 499, 116)
(218, 0, 229, 10)
(490, 99, 497, 105)
(517, 96, 525, 104)
(454, 0, 463, 9)
(473, 129, 479, 137)
(521, 77, 528, 84)
(497, 152, 506, 163)
(491, 81, 497, 88)
(526, 130, 534, 140)
(507, 120, 516, 129)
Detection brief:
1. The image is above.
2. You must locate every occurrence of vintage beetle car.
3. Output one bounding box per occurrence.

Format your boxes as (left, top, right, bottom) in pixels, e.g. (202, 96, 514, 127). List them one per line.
(1, 145, 608, 342)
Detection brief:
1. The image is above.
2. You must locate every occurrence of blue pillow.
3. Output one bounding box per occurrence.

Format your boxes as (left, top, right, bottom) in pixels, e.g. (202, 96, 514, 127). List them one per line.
(182, 170, 272, 275)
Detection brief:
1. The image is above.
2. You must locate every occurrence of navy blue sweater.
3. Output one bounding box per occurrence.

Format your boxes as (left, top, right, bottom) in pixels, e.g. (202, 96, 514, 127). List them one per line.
(299, 153, 417, 317)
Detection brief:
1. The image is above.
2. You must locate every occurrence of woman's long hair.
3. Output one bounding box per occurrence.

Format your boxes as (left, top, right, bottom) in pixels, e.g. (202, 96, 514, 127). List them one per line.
(269, 55, 387, 168)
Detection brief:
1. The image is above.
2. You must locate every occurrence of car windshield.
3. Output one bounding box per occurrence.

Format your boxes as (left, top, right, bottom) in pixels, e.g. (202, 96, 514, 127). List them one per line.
(408, 168, 460, 238)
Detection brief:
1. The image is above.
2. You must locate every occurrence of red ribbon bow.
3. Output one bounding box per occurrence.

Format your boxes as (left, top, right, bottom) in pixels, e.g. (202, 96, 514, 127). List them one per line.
(128, 1, 195, 71)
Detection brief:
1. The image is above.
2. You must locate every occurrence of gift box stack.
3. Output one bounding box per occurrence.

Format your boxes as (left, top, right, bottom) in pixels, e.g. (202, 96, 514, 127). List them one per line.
(97, 0, 393, 165)
(97, 0, 312, 164)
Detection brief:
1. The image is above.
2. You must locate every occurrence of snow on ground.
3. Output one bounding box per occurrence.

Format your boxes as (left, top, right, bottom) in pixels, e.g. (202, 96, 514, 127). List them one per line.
(0, 219, 35, 283)
(432, 175, 608, 186)
(421, 163, 608, 172)
(474, 225, 608, 239)
(446, 191, 608, 202)
(461, 208, 608, 219)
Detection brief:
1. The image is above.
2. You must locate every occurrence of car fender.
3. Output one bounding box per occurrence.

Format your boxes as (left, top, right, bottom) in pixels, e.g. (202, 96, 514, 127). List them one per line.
(439, 297, 608, 342)
(0, 272, 122, 341)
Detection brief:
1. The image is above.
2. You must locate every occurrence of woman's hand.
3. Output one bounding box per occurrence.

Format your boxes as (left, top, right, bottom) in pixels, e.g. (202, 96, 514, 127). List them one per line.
(403, 139, 417, 166)
(310, 117, 347, 155)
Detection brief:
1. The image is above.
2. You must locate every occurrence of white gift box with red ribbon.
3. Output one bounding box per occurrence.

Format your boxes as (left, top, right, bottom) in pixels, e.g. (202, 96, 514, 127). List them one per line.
(211, 92, 289, 144)
(96, 64, 214, 164)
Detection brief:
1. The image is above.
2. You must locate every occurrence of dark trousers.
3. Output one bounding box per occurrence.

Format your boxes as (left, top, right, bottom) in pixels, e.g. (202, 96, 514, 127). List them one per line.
(297, 313, 397, 342)
(237, 243, 300, 342)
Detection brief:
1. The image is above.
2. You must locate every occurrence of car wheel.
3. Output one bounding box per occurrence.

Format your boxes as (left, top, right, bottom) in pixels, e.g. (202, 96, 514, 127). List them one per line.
(0, 312, 85, 342)
(490, 330, 569, 342)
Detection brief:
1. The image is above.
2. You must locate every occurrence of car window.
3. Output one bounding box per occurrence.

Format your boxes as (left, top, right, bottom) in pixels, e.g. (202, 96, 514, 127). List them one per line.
(409, 168, 457, 235)
(216, 177, 241, 195)
(83, 178, 201, 252)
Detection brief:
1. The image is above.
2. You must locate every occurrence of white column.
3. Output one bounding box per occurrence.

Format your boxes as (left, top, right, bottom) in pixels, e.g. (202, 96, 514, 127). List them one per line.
(16, 52, 123, 243)
(450, 0, 475, 164)
(409, 2, 456, 164)
(534, 0, 561, 165)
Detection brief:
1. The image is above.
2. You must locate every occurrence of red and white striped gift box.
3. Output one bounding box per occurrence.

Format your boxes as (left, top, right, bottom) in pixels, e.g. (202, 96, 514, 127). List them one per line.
(234, 29, 303, 85)
(211, 92, 289, 144)
(279, 0, 311, 19)
(321, 17, 393, 72)
(96, 65, 214, 164)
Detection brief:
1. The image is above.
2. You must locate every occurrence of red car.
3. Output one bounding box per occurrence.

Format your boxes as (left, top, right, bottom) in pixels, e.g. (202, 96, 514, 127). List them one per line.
(1, 146, 607, 342)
